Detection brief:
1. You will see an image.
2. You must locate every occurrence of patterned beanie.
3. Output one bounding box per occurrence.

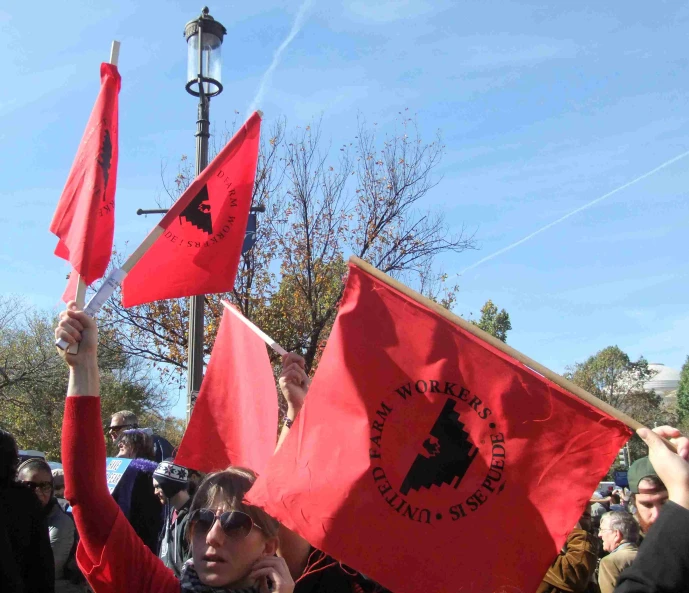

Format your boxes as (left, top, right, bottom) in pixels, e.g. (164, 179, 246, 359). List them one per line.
(153, 459, 189, 499)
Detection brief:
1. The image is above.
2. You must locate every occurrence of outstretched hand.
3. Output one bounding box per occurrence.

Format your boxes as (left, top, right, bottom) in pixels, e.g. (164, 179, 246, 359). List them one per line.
(637, 425, 689, 510)
(279, 353, 310, 414)
(55, 302, 98, 368)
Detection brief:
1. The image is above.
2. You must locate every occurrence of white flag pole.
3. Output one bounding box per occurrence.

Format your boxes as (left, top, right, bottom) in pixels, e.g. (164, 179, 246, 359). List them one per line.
(221, 300, 287, 356)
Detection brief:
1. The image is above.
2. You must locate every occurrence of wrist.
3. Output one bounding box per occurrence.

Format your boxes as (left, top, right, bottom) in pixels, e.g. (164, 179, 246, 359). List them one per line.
(669, 491, 689, 510)
(68, 363, 100, 397)
(286, 403, 302, 419)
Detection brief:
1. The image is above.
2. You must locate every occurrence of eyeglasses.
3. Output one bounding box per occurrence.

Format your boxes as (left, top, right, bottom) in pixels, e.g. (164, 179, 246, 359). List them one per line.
(189, 508, 262, 539)
(21, 480, 52, 494)
(598, 527, 614, 535)
(108, 424, 134, 434)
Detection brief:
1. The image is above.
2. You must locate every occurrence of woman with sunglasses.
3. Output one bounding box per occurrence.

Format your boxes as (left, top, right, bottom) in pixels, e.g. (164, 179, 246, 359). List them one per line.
(0, 429, 55, 593)
(57, 304, 294, 593)
(17, 458, 84, 593)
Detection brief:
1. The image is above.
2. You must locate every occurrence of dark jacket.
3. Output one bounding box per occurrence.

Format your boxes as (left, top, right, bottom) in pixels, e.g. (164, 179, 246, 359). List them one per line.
(151, 434, 174, 463)
(536, 528, 599, 593)
(0, 483, 55, 593)
(111, 458, 162, 553)
(158, 498, 191, 577)
(615, 501, 689, 593)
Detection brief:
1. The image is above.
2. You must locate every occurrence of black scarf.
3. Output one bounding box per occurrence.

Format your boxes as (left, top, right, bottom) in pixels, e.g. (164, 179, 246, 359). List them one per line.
(179, 560, 260, 593)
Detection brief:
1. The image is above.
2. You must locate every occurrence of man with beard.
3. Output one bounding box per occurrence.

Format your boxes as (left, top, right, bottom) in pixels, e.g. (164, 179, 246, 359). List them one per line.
(628, 457, 668, 534)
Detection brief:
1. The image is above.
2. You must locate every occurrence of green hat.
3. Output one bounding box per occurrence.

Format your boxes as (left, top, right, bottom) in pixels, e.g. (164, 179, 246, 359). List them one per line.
(628, 457, 660, 494)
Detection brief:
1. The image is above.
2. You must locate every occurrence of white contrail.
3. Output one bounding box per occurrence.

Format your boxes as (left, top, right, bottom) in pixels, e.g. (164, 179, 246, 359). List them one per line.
(458, 149, 689, 276)
(247, 0, 314, 116)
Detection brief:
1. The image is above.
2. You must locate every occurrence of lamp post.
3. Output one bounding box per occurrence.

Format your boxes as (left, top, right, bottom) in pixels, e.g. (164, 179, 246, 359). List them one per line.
(184, 7, 227, 422)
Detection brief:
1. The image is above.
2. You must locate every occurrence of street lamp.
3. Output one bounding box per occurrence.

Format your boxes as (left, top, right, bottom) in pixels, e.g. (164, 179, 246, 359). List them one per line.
(184, 6, 226, 98)
(183, 7, 226, 422)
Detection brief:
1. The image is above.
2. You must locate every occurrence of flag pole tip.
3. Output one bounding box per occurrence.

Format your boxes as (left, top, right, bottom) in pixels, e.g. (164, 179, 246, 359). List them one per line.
(109, 40, 121, 66)
(256, 109, 264, 119)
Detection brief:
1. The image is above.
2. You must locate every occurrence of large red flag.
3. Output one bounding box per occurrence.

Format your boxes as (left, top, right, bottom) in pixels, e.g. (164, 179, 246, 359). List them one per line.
(120, 112, 261, 307)
(50, 63, 120, 288)
(247, 262, 632, 593)
(175, 306, 278, 475)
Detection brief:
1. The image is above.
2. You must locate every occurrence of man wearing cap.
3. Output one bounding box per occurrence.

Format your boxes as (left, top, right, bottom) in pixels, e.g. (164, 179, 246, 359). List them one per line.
(152, 460, 191, 577)
(628, 456, 668, 534)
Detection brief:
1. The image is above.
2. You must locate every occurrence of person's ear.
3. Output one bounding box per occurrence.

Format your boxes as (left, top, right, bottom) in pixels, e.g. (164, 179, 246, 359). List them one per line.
(262, 535, 279, 557)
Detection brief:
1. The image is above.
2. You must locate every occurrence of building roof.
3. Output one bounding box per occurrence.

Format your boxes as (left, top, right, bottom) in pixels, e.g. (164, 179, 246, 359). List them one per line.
(645, 363, 681, 395)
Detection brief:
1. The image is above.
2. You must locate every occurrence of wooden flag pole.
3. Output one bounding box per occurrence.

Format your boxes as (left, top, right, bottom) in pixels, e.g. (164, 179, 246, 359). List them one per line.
(349, 256, 644, 432)
(221, 300, 287, 356)
(64, 41, 121, 354)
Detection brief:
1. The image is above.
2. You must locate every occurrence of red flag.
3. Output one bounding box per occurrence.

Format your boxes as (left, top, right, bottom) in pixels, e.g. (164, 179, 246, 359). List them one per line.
(247, 263, 632, 593)
(175, 306, 278, 475)
(50, 63, 120, 287)
(120, 113, 261, 307)
(62, 270, 79, 304)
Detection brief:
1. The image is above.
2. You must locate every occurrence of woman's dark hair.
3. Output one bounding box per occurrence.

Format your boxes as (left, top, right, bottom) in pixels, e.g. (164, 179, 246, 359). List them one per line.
(188, 467, 280, 541)
(611, 493, 620, 504)
(119, 429, 156, 460)
(0, 429, 19, 487)
(16, 458, 53, 483)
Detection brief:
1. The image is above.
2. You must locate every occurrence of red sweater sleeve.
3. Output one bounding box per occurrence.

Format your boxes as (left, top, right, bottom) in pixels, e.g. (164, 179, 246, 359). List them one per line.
(62, 396, 179, 593)
(62, 395, 119, 558)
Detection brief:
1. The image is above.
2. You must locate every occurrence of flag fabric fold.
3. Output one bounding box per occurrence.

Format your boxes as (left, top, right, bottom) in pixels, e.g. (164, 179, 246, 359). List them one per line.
(120, 112, 261, 307)
(175, 305, 278, 475)
(246, 263, 632, 593)
(50, 63, 120, 290)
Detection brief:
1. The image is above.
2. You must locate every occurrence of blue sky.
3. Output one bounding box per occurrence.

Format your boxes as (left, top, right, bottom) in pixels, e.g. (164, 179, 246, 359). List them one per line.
(2, 1, 688, 418)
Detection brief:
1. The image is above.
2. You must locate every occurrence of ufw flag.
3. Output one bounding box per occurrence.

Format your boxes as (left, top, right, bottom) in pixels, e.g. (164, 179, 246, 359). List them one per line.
(121, 112, 261, 307)
(50, 63, 120, 295)
(175, 305, 278, 475)
(246, 262, 632, 593)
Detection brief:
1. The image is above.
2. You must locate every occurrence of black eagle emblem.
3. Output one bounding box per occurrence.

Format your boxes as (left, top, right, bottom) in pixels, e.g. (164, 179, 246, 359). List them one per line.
(399, 398, 478, 495)
(98, 129, 113, 200)
(180, 184, 213, 235)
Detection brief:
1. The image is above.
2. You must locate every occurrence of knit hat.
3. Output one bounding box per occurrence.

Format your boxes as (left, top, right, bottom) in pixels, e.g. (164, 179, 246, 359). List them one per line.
(153, 459, 189, 499)
(628, 456, 661, 494)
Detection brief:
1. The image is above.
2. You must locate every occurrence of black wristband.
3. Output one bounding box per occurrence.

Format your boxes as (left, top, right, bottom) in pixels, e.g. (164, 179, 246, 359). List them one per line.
(285, 417, 294, 429)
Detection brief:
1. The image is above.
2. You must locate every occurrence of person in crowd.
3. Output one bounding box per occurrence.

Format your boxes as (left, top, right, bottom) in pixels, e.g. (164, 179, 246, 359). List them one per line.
(116, 428, 155, 460)
(17, 457, 83, 592)
(53, 469, 66, 499)
(608, 492, 626, 512)
(110, 428, 162, 553)
(614, 425, 689, 592)
(153, 459, 192, 577)
(109, 410, 174, 462)
(534, 505, 598, 593)
(590, 491, 609, 532)
(57, 304, 295, 593)
(597, 511, 638, 593)
(0, 429, 55, 593)
(627, 456, 667, 534)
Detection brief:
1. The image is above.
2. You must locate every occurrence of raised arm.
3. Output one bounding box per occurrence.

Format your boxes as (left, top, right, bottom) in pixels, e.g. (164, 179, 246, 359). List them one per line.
(275, 353, 313, 579)
(56, 304, 178, 593)
(56, 304, 118, 560)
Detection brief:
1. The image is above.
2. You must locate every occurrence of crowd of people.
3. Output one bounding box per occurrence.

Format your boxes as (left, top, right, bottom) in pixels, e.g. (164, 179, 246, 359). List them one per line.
(1, 303, 688, 593)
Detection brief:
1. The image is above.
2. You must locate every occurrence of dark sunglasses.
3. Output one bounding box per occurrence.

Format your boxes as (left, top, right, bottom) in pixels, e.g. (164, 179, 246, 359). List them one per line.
(108, 424, 134, 433)
(189, 508, 261, 539)
(22, 480, 52, 494)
